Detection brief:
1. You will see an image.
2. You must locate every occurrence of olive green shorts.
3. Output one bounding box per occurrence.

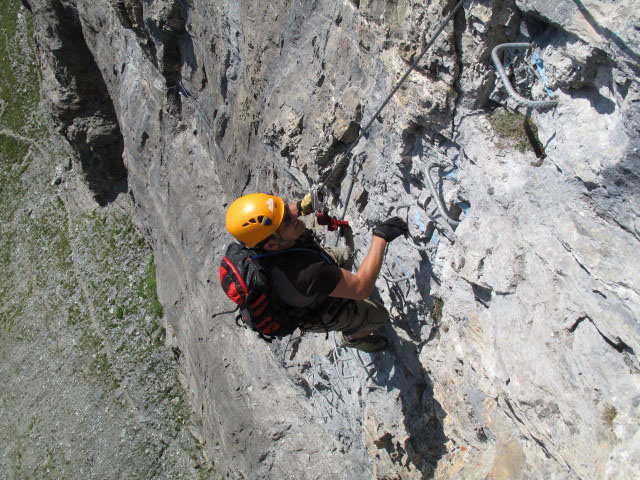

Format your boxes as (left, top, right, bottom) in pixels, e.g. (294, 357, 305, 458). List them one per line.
(302, 246, 390, 335)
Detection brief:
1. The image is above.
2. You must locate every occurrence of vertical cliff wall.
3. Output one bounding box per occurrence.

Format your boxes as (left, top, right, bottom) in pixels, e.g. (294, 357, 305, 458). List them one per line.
(27, 0, 639, 478)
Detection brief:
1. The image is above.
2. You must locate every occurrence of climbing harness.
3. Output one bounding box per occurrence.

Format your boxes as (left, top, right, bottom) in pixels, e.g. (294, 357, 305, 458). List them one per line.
(318, 0, 470, 200)
(491, 43, 558, 109)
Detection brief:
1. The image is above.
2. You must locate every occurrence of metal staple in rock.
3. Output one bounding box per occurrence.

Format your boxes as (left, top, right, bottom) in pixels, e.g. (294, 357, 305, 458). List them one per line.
(395, 204, 440, 252)
(379, 203, 441, 283)
(425, 163, 461, 227)
(491, 43, 558, 109)
(307, 353, 352, 420)
(382, 260, 414, 284)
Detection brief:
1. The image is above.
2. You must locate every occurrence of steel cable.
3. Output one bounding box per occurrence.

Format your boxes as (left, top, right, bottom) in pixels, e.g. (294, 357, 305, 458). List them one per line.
(319, 0, 470, 193)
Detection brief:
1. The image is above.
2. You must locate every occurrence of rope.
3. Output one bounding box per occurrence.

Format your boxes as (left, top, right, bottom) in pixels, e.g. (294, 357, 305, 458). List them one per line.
(491, 43, 558, 109)
(147, 74, 234, 194)
(319, 0, 470, 193)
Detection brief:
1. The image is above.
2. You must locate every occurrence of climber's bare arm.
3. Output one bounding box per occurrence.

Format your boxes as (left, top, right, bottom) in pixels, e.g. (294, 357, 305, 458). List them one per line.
(329, 236, 386, 300)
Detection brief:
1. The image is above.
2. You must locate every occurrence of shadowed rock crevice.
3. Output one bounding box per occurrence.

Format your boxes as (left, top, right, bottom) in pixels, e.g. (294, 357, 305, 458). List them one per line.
(112, 0, 159, 69)
(143, 0, 187, 82)
(593, 144, 640, 239)
(27, 0, 127, 205)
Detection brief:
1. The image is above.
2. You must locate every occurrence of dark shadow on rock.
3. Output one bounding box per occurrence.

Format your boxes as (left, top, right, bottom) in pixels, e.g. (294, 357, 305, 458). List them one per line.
(523, 108, 546, 161)
(362, 268, 447, 477)
(571, 0, 640, 71)
(341, 225, 355, 252)
(586, 147, 640, 238)
(180, 29, 199, 74)
(35, 0, 128, 206)
(98, 177, 130, 206)
(383, 251, 436, 345)
(571, 86, 616, 115)
(355, 205, 449, 474)
(368, 325, 448, 478)
(384, 278, 419, 342)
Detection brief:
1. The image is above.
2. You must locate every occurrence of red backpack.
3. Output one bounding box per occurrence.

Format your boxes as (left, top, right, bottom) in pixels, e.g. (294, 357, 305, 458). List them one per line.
(218, 243, 333, 341)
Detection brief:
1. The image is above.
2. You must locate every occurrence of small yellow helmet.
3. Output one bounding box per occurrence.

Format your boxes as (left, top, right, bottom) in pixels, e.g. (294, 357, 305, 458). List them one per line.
(225, 193, 285, 247)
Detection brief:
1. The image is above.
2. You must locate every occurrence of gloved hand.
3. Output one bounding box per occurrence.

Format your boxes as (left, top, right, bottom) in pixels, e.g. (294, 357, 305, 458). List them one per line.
(372, 217, 408, 242)
(296, 193, 314, 216)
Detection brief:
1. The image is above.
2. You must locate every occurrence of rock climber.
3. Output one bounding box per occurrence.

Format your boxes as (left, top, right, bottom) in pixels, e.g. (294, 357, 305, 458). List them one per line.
(225, 193, 408, 352)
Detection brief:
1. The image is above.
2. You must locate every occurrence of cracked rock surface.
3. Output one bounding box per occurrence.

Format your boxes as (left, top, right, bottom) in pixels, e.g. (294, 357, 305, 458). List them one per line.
(22, 0, 640, 478)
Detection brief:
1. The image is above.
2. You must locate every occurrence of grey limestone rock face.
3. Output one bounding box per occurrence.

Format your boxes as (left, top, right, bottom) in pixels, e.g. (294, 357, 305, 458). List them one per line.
(26, 0, 640, 478)
(26, 0, 127, 204)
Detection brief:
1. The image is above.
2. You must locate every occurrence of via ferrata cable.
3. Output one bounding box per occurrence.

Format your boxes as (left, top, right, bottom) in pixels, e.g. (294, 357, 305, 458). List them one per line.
(318, 0, 470, 195)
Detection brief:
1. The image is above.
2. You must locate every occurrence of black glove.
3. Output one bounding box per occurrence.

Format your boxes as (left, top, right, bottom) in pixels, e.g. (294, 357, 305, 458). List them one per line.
(372, 217, 408, 242)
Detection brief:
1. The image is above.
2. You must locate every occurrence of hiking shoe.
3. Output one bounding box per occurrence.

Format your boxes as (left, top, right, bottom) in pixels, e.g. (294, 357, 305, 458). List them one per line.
(339, 332, 388, 352)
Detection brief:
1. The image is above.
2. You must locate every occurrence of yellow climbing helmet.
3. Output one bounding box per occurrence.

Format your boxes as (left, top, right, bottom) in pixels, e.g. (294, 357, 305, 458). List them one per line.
(225, 193, 286, 247)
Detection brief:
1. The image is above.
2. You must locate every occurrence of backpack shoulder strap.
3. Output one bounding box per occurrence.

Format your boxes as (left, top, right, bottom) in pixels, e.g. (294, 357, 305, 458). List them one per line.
(251, 247, 334, 265)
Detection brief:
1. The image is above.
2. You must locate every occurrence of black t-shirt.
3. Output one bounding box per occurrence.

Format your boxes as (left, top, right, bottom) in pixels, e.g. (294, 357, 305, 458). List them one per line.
(269, 230, 342, 309)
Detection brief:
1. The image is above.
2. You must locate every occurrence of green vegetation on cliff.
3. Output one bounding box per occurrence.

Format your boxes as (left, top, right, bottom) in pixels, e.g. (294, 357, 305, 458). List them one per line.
(0, 4, 208, 478)
(0, 1, 40, 133)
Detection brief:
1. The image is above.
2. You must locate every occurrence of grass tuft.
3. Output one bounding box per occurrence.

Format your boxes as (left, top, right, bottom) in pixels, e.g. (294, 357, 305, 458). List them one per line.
(488, 109, 545, 158)
(141, 254, 164, 319)
(432, 298, 444, 322)
(602, 403, 617, 428)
